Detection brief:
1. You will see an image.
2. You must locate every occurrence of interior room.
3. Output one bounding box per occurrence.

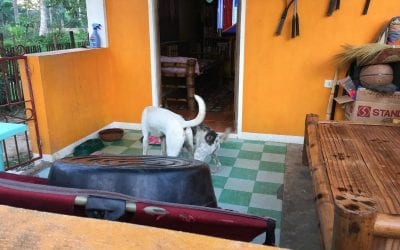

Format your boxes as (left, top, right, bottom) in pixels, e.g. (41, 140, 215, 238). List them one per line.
(158, 0, 237, 132)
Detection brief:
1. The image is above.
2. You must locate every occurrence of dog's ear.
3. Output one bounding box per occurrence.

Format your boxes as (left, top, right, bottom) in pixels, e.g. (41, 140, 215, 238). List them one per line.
(219, 127, 231, 143)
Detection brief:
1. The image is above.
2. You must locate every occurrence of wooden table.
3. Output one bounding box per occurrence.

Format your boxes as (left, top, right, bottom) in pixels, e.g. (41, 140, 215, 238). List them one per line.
(0, 122, 27, 171)
(303, 114, 400, 250)
(0, 204, 283, 250)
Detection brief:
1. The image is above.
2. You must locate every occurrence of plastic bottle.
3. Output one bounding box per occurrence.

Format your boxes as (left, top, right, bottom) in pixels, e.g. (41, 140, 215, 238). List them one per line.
(89, 23, 101, 48)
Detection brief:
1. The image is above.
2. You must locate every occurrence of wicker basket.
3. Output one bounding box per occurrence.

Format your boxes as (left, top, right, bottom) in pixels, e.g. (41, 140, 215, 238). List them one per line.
(99, 128, 124, 142)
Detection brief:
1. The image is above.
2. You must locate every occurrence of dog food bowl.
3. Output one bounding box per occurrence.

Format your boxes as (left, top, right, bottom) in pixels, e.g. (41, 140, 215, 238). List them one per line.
(99, 128, 124, 142)
(73, 139, 105, 156)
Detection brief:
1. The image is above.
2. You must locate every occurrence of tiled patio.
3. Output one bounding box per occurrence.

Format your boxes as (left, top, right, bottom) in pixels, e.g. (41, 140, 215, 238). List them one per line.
(37, 129, 287, 245)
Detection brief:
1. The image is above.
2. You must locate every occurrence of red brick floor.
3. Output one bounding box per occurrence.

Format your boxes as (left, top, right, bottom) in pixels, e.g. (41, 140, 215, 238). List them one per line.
(169, 107, 235, 133)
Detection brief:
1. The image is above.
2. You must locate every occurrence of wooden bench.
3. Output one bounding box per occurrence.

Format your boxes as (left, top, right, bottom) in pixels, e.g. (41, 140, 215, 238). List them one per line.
(303, 114, 400, 250)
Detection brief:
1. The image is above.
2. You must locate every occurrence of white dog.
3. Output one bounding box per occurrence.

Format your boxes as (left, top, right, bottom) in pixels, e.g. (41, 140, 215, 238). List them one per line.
(141, 95, 206, 157)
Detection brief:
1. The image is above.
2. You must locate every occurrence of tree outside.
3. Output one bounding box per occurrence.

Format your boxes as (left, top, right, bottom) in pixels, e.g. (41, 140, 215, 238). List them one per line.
(0, 0, 88, 53)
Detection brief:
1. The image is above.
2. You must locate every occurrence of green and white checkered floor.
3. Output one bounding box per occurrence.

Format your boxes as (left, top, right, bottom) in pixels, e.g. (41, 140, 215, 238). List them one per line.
(99, 129, 286, 244)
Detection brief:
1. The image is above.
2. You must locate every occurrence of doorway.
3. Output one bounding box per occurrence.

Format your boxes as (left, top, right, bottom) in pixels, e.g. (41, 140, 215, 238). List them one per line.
(149, 0, 243, 133)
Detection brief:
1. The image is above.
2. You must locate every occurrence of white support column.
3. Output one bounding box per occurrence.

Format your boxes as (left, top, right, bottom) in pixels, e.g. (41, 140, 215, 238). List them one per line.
(236, 0, 246, 136)
(148, 0, 161, 107)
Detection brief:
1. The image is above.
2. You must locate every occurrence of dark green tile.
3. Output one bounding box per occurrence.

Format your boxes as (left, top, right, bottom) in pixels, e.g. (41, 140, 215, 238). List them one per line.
(253, 182, 282, 195)
(101, 141, 112, 146)
(238, 150, 262, 160)
(218, 156, 236, 166)
(110, 139, 135, 147)
(230, 168, 257, 180)
(221, 141, 243, 150)
(121, 148, 142, 156)
(247, 207, 281, 228)
(263, 145, 287, 154)
(211, 176, 228, 188)
(219, 189, 252, 206)
(259, 161, 285, 173)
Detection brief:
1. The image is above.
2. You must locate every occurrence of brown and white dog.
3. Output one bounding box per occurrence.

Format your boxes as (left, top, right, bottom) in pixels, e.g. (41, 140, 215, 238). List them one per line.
(192, 124, 230, 171)
(141, 95, 205, 157)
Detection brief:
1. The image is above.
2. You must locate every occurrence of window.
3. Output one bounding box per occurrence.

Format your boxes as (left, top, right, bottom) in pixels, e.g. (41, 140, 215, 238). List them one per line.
(0, 0, 107, 54)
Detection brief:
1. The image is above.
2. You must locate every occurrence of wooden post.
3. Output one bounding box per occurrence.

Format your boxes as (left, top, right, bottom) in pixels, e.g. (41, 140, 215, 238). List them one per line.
(374, 213, 400, 239)
(332, 192, 377, 250)
(69, 31, 76, 48)
(304, 114, 335, 250)
(0, 33, 3, 49)
(186, 59, 196, 111)
(302, 114, 314, 166)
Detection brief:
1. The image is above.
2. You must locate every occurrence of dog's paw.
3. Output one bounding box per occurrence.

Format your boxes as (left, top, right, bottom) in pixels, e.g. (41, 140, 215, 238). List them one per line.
(211, 165, 222, 174)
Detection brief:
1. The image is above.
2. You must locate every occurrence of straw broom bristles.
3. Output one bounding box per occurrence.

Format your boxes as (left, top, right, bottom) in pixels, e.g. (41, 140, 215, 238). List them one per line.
(335, 43, 392, 66)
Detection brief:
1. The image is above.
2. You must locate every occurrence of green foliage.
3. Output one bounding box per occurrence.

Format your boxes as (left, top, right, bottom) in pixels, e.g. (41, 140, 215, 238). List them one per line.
(0, 0, 14, 33)
(7, 24, 24, 45)
(1, 0, 88, 51)
(45, 0, 87, 28)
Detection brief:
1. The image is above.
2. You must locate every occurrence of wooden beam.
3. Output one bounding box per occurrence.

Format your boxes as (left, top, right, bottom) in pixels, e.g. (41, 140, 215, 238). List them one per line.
(304, 114, 335, 250)
(332, 192, 377, 250)
(374, 213, 400, 239)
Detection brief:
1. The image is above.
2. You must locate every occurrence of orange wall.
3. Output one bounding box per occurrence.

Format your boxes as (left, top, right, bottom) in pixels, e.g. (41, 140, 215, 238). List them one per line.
(105, 0, 153, 122)
(26, 49, 113, 154)
(25, 0, 153, 154)
(243, 1, 400, 135)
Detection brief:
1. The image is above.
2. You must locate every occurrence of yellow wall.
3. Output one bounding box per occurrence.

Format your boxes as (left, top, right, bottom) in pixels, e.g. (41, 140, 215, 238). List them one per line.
(26, 49, 113, 154)
(24, 0, 400, 155)
(105, 0, 153, 121)
(25, 0, 153, 154)
(243, 1, 400, 135)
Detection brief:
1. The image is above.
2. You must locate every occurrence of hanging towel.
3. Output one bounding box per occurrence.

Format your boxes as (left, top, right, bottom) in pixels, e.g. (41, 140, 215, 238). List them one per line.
(223, 0, 233, 31)
(217, 0, 224, 31)
(232, 0, 238, 25)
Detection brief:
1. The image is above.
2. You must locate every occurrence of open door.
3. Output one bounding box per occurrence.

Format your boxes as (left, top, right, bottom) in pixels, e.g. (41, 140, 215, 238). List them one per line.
(149, 0, 244, 133)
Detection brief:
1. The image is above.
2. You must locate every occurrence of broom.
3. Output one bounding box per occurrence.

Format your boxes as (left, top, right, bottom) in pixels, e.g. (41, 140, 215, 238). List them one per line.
(325, 68, 339, 120)
(334, 43, 391, 67)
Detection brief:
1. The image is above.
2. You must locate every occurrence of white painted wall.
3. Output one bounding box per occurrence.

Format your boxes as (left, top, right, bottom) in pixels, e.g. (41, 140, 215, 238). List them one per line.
(86, 0, 108, 48)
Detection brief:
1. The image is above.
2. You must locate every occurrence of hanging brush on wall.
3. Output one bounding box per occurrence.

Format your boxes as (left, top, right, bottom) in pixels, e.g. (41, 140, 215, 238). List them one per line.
(327, 0, 340, 16)
(275, 0, 294, 36)
(276, 0, 299, 38)
(327, 0, 372, 16)
(362, 0, 371, 15)
(291, 0, 300, 38)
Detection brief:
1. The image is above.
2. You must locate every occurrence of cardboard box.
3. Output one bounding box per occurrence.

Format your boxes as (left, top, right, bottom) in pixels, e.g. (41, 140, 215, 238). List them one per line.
(335, 88, 400, 122)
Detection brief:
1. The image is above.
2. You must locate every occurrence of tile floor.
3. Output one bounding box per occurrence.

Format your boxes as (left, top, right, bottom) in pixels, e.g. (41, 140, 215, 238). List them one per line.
(104, 130, 285, 244)
(37, 129, 286, 245)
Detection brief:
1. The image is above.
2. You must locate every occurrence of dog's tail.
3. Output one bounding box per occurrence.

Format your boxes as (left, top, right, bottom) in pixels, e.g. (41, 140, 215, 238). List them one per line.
(219, 127, 231, 143)
(182, 95, 206, 128)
